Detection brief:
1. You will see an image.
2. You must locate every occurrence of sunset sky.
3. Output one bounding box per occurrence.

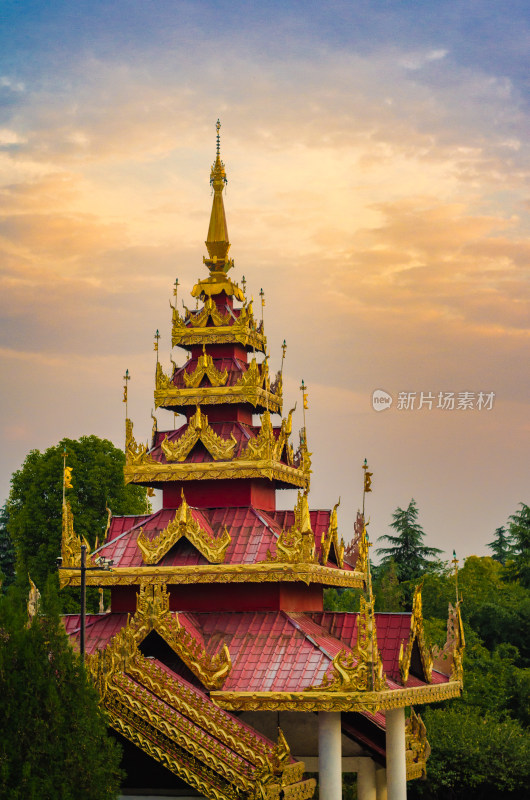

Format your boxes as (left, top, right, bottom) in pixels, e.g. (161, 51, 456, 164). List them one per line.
(1, 1, 529, 561)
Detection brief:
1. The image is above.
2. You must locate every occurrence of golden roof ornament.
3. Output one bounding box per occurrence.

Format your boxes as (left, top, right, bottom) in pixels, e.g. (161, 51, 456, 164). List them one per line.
(193, 121, 244, 301)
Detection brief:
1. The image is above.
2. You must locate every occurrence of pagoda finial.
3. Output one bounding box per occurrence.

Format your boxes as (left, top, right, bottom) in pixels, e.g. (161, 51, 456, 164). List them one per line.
(205, 119, 231, 272)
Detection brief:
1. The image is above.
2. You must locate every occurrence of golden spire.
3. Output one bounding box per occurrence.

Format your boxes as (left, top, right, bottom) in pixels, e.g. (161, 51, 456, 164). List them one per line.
(205, 119, 231, 272)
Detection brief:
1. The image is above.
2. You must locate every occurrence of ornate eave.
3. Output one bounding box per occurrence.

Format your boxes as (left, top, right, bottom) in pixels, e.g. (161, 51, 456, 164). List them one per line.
(155, 383, 283, 413)
(154, 357, 283, 414)
(210, 681, 463, 714)
(59, 561, 366, 589)
(172, 303, 266, 353)
(124, 458, 310, 489)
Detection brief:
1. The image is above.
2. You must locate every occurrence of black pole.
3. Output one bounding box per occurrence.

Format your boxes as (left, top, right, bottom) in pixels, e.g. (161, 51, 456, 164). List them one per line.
(80, 544, 86, 660)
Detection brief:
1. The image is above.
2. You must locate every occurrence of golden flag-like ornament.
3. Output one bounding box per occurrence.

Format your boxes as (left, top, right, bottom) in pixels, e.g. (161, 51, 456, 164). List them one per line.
(64, 466, 73, 489)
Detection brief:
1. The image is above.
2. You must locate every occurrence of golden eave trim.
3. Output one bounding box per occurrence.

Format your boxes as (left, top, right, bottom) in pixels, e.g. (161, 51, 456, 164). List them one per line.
(154, 384, 282, 412)
(123, 458, 310, 487)
(210, 681, 463, 713)
(59, 562, 365, 588)
(172, 321, 266, 352)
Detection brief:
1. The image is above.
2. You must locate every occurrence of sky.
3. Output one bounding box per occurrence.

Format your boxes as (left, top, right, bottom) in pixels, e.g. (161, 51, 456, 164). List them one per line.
(1, 0, 529, 562)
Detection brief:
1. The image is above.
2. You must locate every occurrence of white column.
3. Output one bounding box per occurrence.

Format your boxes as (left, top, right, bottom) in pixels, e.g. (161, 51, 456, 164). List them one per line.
(386, 708, 407, 800)
(357, 758, 377, 800)
(318, 711, 342, 800)
(376, 767, 388, 800)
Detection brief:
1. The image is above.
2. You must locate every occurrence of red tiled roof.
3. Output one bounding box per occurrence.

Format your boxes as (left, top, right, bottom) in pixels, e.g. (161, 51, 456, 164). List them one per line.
(64, 609, 449, 695)
(97, 505, 350, 570)
(63, 613, 128, 654)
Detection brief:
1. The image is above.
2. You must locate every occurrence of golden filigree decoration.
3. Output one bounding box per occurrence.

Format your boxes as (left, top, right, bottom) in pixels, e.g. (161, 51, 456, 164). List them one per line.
(125, 418, 156, 467)
(137, 491, 230, 565)
(183, 347, 229, 388)
(238, 407, 295, 464)
(126, 653, 276, 769)
(61, 501, 93, 568)
(27, 576, 41, 624)
(320, 499, 345, 568)
(343, 512, 369, 573)
(432, 601, 465, 683)
(87, 584, 231, 692)
(405, 708, 431, 780)
(161, 408, 237, 462)
(186, 296, 232, 328)
(212, 679, 463, 714)
(124, 460, 310, 490)
(308, 586, 386, 693)
(59, 560, 365, 590)
(172, 300, 266, 352)
(102, 658, 315, 799)
(266, 492, 317, 564)
(155, 360, 173, 390)
(154, 355, 282, 413)
(399, 584, 434, 685)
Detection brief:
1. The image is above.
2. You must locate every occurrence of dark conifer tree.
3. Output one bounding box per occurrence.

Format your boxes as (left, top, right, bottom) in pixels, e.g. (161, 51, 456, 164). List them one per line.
(376, 498, 443, 582)
(487, 525, 512, 565)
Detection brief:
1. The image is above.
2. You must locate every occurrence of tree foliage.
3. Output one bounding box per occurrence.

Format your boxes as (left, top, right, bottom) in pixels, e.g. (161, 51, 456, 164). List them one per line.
(487, 525, 512, 565)
(0, 503, 15, 590)
(376, 499, 443, 583)
(8, 436, 147, 590)
(506, 503, 530, 588)
(0, 578, 122, 799)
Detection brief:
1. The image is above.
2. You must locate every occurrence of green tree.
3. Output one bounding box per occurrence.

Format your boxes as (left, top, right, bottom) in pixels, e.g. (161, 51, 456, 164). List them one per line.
(0, 577, 122, 799)
(0, 503, 16, 589)
(409, 707, 530, 800)
(506, 503, 530, 587)
(372, 559, 404, 611)
(487, 525, 512, 565)
(8, 436, 147, 591)
(376, 499, 443, 583)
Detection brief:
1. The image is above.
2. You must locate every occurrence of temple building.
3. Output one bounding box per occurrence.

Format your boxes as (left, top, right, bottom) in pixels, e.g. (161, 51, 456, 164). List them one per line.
(61, 123, 464, 800)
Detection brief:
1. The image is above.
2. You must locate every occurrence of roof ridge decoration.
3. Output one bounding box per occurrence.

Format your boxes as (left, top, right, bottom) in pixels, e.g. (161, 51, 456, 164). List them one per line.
(320, 499, 345, 568)
(266, 491, 317, 564)
(127, 652, 277, 768)
(183, 347, 229, 388)
(405, 708, 431, 780)
(137, 491, 231, 564)
(432, 600, 465, 682)
(344, 511, 370, 572)
(95, 647, 316, 799)
(172, 299, 264, 350)
(161, 408, 237, 462)
(398, 583, 434, 685)
(87, 584, 231, 693)
(185, 296, 232, 328)
(307, 582, 386, 694)
(125, 418, 156, 467)
(61, 500, 94, 568)
(154, 355, 282, 413)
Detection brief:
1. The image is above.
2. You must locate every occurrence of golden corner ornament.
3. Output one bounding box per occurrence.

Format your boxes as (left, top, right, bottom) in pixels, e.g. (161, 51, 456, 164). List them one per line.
(59, 122, 464, 800)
